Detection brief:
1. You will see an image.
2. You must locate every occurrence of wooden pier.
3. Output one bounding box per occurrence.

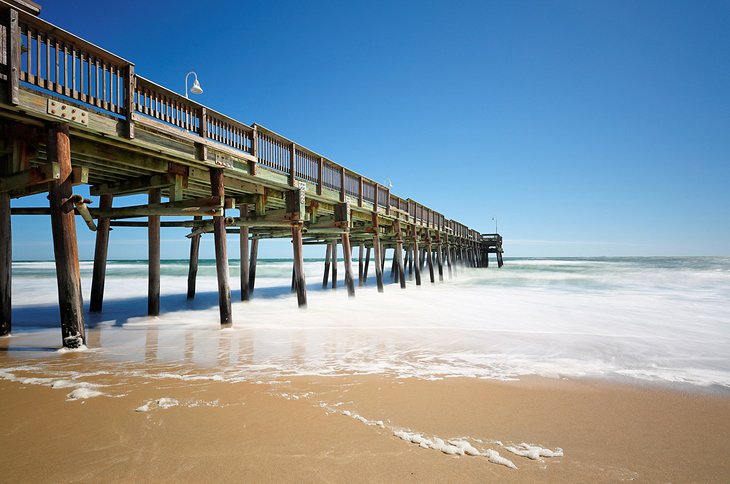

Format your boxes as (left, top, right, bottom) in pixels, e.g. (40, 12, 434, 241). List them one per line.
(0, 0, 503, 347)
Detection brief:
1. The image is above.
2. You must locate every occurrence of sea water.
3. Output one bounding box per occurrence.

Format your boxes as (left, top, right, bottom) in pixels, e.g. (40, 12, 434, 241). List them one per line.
(3, 257, 730, 390)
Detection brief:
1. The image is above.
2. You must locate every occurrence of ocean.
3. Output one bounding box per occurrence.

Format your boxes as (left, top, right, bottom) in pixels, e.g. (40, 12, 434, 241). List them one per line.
(3, 256, 730, 390)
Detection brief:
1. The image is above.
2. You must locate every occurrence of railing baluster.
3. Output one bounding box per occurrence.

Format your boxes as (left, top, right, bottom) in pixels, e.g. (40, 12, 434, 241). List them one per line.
(24, 25, 32, 83)
(63, 43, 69, 96)
(36, 30, 43, 89)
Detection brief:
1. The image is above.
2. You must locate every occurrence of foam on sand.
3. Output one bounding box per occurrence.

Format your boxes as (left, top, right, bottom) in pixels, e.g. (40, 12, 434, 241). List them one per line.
(505, 442, 564, 460)
(66, 387, 104, 400)
(392, 430, 518, 468)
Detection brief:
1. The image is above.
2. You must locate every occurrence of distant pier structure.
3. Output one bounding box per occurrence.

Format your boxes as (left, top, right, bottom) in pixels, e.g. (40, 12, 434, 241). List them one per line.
(0, 0, 503, 347)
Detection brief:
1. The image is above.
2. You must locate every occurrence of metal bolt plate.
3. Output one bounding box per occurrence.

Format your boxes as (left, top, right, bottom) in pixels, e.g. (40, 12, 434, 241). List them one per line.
(47, 100, 89, 126)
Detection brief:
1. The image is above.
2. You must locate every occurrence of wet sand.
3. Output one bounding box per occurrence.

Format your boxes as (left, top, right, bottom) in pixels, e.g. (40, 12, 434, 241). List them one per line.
(1, 354, 729, 483)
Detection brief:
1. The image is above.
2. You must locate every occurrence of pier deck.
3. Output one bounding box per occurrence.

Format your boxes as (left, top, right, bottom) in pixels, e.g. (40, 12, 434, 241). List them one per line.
(0, 1, 503, 346)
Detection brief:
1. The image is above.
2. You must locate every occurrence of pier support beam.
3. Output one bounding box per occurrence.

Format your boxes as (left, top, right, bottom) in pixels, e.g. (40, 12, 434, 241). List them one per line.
(0, 190, 10, 336)
(187, 216, 202, 299)
(436, 240, 444, 282)
(249, 237, 259, 294)
(373, 232, 384, 293)
(497, 251, 504, 268)
(412, 229, 422, 286)
(322, 242, 332, 288)
(342, 232, 355, 297)
(426, 236, 435, 283)
(358, 242, 365, 286)
(291, 223, 307, 307)
(240, 225, 250, 301)
(394, 222, 406, 289)
(48, 124, 85, 348)
(363, 246, 371, 284)
(446, 236, 453, 278)
(210, 168, 232, 326)
(148, 188, 161, 316)
(90, 194, 113, 312)
(330, 240, 338, 289)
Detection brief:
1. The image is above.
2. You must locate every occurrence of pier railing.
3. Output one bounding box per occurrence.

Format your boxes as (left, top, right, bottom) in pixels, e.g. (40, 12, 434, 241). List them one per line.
(3, 4, 483, 237)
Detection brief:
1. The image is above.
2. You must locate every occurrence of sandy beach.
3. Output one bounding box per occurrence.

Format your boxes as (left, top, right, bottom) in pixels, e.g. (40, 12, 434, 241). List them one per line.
(2, 347, 729, 483)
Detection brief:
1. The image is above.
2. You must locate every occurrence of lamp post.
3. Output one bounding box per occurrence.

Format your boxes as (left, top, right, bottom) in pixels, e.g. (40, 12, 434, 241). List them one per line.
(185, 71, 204, 99)
(491, 217, 498, 234)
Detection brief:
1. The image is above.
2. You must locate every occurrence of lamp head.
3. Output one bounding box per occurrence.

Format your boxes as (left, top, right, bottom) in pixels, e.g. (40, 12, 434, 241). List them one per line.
(190, 78, 203, 95)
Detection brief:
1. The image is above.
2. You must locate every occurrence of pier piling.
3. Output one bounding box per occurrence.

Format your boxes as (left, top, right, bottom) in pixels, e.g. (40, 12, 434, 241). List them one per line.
(0, 189, 10, 336)
(48, 124, 85, 348)
(249, 237, 259, 294)
(331, 240, 338, 289)
(322, 242, 332, 288)
(210, 168, 232, 326)
(412, 229, 422, 286)
(342, 232, 355, 297)
(373, 232, 384, 293)
(291, 223, 307, 307)
(148, 188, 161, 316)
(186, 216, 202, 299)
(90, 194, 112, 312)
(240, 225, 250, 301)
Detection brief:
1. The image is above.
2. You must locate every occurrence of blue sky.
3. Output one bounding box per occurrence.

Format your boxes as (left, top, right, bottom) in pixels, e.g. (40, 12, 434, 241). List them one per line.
(10, 0, 730, 259)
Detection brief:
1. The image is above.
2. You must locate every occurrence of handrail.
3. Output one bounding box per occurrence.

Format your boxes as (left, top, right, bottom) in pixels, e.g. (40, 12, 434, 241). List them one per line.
(1, 5, 491, 240)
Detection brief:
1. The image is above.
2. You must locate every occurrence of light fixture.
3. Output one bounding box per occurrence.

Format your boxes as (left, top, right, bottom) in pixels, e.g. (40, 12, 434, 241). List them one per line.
(185, 71, 203, 98)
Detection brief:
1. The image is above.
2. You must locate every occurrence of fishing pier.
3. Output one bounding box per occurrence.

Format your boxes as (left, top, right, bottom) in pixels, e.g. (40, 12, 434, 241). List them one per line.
(0, 1, 503, 348)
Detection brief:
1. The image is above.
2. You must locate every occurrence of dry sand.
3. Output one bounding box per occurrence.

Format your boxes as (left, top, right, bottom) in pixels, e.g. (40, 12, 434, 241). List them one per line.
(1, 350, 729, 483)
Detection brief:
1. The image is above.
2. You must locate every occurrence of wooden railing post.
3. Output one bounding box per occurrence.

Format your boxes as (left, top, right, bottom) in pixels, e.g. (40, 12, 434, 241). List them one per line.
(6, 8, 20, 106)
(249, 125, 258, 175)
(196, 107, 207, 161)
(358, 176, 363, 207)
(125, 64, 136, 138)
(289, 143, 297, 187)
(340, 167, 346, 202)
(385, 187, 390, 215)
(317, 157, 324, 195)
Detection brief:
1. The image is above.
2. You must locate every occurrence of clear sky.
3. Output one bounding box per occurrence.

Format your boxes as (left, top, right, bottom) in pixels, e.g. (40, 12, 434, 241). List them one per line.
(10, 0, 730, 259)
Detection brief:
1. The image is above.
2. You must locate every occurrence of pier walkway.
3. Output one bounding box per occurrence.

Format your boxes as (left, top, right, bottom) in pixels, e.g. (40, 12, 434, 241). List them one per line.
(0, 1, 503, 347)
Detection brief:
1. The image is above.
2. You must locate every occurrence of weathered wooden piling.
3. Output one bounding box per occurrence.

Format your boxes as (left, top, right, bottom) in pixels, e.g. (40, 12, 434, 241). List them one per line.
(363, 246, 371, 284)
(405, 247, 413, 280)
(48, 124, 85, 348)
(291, 223, 307, 307)
(148, 188, 161, 316)
(89, 194, 112, 312)
(412, 229, 422, 286)
(0, 189, 10, 336)
(330, 240, 338, 289)
(249, 237, 259, 294)
(210, 168, 232, 326)
(373, 232, 384, 292)
(426, 235, 435, 283)
(240, 225, 250, 301)
(358, 242, 365, 286)
(394, 222, 406, 289)
(342, 232, 355, 297)
(186, 215, 202, 299)
(436, 240, 444, 282)
(446, 235, 453, 278)
(322, 242, 332, 288)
